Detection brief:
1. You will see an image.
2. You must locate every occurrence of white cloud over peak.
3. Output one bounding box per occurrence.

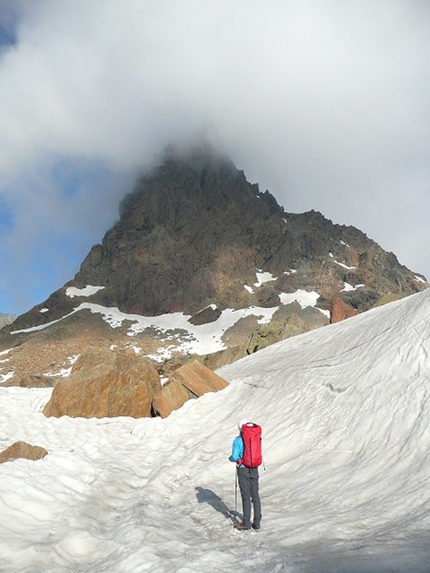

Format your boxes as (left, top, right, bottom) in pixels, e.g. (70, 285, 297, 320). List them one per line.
(0, 0, 429, 312)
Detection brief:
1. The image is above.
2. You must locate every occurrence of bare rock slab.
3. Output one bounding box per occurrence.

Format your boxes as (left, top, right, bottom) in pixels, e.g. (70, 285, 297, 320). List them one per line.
(172, 360, 228, 397)
(152, 378, 190, 418)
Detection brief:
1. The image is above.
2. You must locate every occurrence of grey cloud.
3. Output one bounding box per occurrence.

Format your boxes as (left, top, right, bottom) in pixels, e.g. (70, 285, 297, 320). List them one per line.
(0, 0, 429, 312)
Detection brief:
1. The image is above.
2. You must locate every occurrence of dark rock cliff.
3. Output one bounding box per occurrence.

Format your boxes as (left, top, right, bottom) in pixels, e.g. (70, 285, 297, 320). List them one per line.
(8, 145, 427, 332)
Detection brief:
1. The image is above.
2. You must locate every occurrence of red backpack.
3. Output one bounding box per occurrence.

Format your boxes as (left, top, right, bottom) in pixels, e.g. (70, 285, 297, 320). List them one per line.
(241, 422, 262, 468)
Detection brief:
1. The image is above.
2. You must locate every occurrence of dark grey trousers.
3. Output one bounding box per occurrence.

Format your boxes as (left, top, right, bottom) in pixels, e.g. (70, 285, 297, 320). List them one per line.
(238, 467, 261, 529)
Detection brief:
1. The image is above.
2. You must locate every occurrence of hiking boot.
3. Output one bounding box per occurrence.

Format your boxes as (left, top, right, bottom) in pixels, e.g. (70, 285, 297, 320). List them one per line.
(252, 523, 260, 530)
(234, 522, 250, 531)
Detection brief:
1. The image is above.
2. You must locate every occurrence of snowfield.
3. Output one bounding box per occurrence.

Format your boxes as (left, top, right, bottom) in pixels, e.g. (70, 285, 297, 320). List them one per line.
(11, 285, 329, 361)
(1, 289, 430, 571)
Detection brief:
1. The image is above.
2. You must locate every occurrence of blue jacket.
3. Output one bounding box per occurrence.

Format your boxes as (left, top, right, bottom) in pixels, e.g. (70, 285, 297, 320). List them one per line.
(229, 435, 244, 466)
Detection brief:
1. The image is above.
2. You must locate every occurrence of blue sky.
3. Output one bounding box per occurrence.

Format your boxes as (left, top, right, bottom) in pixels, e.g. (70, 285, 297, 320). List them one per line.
(0, 0, 429, 315)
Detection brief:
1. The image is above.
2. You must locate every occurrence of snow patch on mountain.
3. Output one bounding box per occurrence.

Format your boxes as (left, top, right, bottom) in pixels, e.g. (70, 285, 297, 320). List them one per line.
(254, 270, 277, 287)
(66, 285, 105, 298)
(341, 282, 365, 292)
(0, 371, 14, 384)
(279, 289, 320, 309)
(11, 285, 331, 360)
(334, 260, 356, 270)
(11, 302, 279, 360)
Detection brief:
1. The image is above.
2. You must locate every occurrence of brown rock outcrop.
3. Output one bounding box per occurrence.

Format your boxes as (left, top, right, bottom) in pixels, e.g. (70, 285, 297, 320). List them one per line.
(43, 348, 161, 418)
(330, 297, 359, 324)
(171, 360, 228, 397)
(152, 378, 191, 418)
(0, 441, 48, 463)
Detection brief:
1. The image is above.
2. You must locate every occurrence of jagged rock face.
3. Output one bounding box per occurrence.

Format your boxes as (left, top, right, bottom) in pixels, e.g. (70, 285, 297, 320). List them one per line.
(75, 150, 288, 316)
(67, 148, 427, 319)
(330, 297, 359, 324)
(4, 145, 428, 373)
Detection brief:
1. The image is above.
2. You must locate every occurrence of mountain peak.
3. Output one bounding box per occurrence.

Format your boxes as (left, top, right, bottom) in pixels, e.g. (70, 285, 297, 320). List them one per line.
(119, 142, 266, 221)
(5, 148, 427, 367)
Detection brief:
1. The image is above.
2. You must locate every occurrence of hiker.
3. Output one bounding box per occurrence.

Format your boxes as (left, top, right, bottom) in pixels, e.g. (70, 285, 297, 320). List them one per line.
(229, 419, 262, 530)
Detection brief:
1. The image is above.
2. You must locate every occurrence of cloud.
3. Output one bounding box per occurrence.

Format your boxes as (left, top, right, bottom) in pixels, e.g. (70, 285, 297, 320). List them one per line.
(0, 0, 429, 312)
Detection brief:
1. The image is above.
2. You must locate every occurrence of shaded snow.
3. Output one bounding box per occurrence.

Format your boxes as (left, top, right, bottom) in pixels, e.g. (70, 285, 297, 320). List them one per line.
(254, 270, 277, 287)
(278, 289, 330, 319)
(2, 290, 430, 570)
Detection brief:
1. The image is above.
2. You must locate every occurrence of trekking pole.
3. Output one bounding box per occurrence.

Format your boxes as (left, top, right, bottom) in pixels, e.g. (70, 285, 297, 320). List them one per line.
(234, 466, 238, 515)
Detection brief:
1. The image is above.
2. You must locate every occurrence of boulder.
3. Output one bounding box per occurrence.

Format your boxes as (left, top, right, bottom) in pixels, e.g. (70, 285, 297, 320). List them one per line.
(188, 305, 222, 325)
(171, 360, 228, 397)
(152, 378, 191, 418)
(330, 297, 359, 324)
(43, 348, 161, 418)
(0, 441, 48, 463)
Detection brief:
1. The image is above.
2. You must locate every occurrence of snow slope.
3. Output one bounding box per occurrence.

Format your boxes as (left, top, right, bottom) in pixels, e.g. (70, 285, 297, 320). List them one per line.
(1, 289, 430, 572)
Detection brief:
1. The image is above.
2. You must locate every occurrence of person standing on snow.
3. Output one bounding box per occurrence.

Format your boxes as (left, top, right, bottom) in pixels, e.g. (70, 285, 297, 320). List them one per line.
(229, 419, 262, 531)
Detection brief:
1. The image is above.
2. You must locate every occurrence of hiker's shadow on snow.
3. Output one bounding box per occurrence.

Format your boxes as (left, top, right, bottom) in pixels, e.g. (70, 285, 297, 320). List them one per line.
(195, 487, 240, 521)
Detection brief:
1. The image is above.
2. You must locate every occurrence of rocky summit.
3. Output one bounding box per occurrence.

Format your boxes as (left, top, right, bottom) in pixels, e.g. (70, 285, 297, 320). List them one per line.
(1, 145, 428, 388)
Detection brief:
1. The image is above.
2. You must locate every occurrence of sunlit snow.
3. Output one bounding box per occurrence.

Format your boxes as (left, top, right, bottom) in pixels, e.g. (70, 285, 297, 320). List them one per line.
(334, 260, 356, 270)
(341, 282, 365, 292)
(11, 303, 279, 361)
(279, 289, 318, 308)
(2, 290, 430, 571)
(0, 371, 14, 384)
(66, 285, 106, 298)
